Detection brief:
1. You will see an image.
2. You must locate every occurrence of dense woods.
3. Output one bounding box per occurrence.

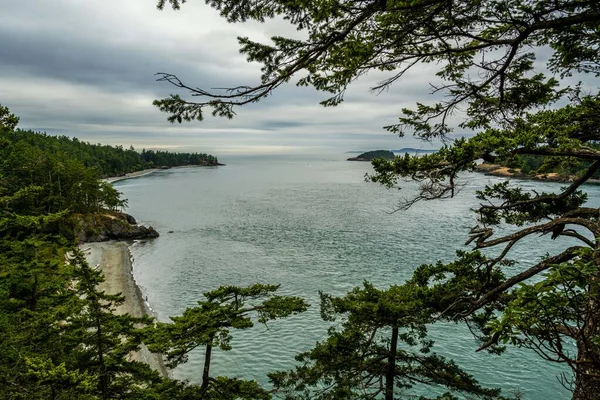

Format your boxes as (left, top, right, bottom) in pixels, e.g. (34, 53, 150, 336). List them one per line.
(0, 105, 167, 398)
(9, 128, 219, 178)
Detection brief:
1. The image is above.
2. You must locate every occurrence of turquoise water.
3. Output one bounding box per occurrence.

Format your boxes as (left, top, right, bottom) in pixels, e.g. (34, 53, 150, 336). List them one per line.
(116, 154, 599, 399)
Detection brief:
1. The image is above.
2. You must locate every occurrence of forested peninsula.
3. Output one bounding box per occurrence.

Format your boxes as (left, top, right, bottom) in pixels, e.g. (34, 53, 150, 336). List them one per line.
(0, 105, 241, 398)
(9, 127, 221, 178)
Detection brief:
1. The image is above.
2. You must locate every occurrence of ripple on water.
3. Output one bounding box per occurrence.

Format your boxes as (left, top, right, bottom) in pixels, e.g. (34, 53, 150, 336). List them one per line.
(120, 157, 599, 399)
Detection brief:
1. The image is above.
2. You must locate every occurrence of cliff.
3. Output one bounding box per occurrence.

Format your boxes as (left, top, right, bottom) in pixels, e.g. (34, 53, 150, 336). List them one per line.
(73, 212, 159, 243)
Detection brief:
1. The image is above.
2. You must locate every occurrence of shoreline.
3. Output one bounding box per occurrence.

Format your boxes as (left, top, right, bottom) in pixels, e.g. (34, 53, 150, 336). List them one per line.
(475, 163, 600, 185)
(103, 169, 159, 184)
(104, 163, 225, 184)
(81, 241, 169, 377)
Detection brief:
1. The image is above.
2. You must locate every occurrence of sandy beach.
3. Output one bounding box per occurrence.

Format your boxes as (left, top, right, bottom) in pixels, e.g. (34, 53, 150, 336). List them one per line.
(81, 241, 169, 377)
(104, 165, 223, 184)
(103, 169, 159, 184)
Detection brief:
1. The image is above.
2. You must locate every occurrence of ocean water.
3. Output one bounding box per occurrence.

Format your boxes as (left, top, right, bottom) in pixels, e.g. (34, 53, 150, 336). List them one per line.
(115, 154, 600, 399)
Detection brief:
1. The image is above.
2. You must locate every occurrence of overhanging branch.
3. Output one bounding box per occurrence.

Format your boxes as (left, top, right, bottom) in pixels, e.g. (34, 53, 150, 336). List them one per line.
(463, 246, 583, 315)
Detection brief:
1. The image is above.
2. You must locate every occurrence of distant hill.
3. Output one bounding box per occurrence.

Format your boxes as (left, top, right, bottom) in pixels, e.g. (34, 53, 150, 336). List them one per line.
(346, 148, 438, 155)
(347, 150, 395, 162)
(391, 148, 438, 154)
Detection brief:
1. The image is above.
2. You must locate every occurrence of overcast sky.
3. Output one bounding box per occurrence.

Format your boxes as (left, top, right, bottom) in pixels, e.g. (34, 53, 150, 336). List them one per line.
(1, 1, 459, 155)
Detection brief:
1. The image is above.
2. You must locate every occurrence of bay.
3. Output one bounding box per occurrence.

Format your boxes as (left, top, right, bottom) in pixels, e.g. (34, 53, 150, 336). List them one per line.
(116, 154, 599, 399)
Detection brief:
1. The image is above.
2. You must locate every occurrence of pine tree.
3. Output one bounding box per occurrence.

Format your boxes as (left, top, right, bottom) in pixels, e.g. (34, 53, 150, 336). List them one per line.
(153, 2, 600, 397)
(145, 283, 308, 399)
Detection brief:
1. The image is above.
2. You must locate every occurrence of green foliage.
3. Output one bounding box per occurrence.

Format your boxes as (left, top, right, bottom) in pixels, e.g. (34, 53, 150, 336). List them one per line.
(0, 237, 167, 399)
(5, 128, 219, 177)
(271, 282, 502, 399)
(153, 1, 600, 397)
(0, 105, 266, 399)
(500, 152, 600, 179)
(488, 248, 600, 359)
(145, 283, 308, 399)
(368, 98, 600, 396)
(0, 104, 19, 131)
(155, 1, 599, 139)
(0, 137, 122, 216)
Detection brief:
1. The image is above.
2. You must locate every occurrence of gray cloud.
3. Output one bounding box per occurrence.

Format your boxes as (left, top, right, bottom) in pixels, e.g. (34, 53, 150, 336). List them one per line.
(0, 0, 460, 155)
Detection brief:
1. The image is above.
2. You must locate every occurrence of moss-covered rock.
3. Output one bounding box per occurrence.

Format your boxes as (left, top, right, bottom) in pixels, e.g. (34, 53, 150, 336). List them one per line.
(72, 212, 159, 243)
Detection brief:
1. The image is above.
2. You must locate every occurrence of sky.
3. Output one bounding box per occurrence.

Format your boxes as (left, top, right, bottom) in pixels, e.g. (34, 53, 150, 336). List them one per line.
(0, 1, 479, 155)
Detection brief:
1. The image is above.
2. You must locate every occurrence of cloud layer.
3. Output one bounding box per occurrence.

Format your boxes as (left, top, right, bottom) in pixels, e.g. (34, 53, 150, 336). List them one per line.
(1, 0, 454, 155)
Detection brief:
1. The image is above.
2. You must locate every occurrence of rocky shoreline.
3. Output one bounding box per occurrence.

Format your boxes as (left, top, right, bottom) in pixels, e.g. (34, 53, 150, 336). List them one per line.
(74, 212, 159, 243)
(475, 162, 600, 184)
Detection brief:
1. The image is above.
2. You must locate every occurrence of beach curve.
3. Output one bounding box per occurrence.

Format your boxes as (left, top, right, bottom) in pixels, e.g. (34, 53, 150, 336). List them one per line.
(81, 241, 169, 377)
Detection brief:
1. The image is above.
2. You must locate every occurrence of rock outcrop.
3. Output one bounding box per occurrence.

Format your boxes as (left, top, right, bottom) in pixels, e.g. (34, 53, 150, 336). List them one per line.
(74, 212, 159, 243)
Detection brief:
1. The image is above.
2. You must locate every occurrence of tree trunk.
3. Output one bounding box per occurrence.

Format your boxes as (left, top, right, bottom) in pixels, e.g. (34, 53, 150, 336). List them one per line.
(573, 369, 600, 400)
(573, 267, 600, 400)
(95, 306, 108, 400)
(385, 326, 399, 400)
(201, 342, 213, 392)
(573, 332, 600, 400)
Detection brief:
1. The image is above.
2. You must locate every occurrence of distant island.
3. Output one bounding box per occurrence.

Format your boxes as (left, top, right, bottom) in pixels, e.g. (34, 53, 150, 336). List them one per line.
(346, 148, 438, 157)
(347, 150, 395, 161)
(390, 148, 438, 154)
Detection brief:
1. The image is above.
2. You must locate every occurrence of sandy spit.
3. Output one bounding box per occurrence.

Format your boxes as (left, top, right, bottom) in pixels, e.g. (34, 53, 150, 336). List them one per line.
(81, 241, 169, 377)
(103, 165, 225, 184)
(103, 169, 159, 184)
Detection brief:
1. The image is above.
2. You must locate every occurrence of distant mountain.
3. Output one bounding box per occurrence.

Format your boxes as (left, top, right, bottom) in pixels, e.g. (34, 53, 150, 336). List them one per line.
(346, 148, 438, 155)
(391, 148, 438, 154)
(347, 150, 395, 162)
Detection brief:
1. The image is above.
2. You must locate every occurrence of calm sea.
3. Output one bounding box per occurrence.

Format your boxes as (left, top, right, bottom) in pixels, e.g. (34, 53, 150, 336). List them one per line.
(115, 154, 600, 399)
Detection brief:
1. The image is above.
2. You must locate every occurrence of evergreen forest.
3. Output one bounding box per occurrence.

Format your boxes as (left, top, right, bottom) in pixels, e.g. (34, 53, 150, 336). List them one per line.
(6, 127, 219, 178)
(3, 0, 600, 399)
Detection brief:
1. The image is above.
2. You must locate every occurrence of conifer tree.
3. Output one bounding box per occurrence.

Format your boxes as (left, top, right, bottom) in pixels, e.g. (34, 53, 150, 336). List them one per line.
(270, 283, 501, 400)
(145, 284, 308, 399)
(154, 1, 600, 398)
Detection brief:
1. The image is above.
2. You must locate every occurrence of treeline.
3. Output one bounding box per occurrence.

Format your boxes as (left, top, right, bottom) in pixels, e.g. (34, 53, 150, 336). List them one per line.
(1, 135, 125, 217)
(9, 128, 219, 177)
(1, 106, 162, 398)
